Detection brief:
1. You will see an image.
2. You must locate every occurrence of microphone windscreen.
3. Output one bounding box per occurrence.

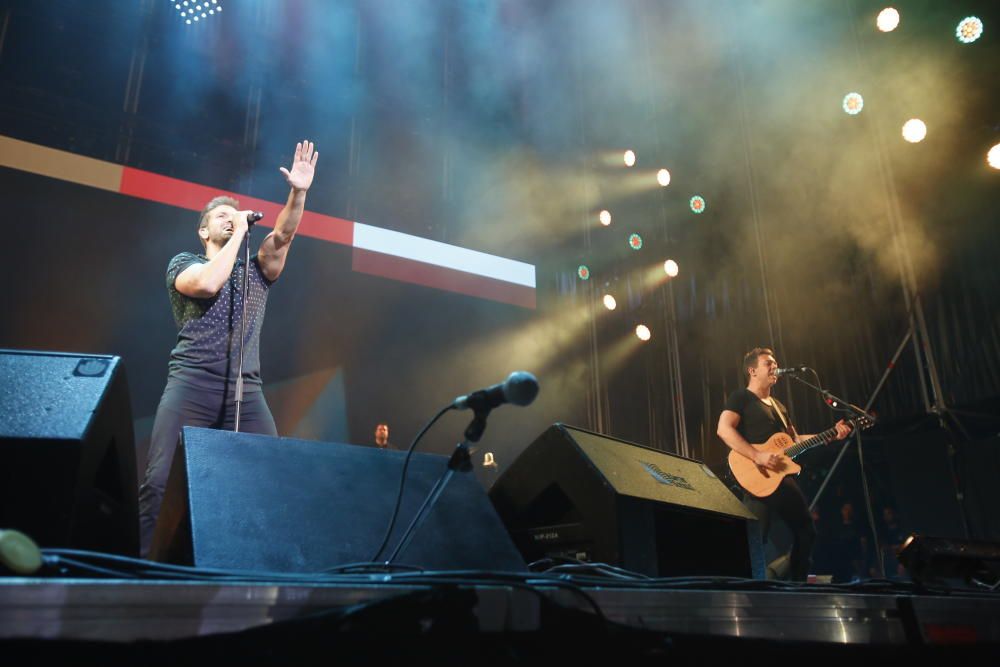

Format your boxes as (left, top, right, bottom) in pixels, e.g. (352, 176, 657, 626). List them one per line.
(503, 371, 539, 407)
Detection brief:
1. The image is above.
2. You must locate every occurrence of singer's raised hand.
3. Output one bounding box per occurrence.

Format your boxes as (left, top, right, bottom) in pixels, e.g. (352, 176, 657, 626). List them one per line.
(279, 140, 318, 192)
(257, 140, 318, 282)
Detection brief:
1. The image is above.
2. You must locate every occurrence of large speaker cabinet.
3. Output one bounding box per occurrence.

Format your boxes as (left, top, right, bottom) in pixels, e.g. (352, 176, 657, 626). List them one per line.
(150, 427, 527, 573)
(0, 349, 138, 555)
(489, 424, 764, 578)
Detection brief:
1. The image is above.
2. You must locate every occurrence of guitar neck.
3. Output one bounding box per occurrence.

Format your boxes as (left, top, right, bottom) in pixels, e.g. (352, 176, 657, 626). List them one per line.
(784, 426, 839, 459)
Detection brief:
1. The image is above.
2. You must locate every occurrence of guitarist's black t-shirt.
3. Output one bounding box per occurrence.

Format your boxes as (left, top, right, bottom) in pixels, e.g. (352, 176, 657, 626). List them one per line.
(724, 389, 792, 445)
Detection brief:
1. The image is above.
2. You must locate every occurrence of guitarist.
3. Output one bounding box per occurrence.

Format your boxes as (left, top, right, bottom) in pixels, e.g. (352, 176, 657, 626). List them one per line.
(717, 347, 853, 581)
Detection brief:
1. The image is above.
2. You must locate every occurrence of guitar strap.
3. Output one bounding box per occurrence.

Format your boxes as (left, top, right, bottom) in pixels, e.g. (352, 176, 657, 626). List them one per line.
(768, 398, 791, 434)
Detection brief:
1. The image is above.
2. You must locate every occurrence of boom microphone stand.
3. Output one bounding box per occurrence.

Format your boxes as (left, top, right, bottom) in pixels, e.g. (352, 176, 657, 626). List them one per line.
(383, 410, 485, 566)
(783, 369, 885, 577)
(233, 212, 262, 433)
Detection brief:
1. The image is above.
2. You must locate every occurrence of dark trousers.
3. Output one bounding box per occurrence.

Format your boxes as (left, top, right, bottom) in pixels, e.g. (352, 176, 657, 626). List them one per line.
(137, 379, 277, 557)
(743, 476, 816, 581)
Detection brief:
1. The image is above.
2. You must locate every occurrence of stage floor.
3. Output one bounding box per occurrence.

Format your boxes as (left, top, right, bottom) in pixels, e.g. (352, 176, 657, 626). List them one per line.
(3, 575, 998, 647)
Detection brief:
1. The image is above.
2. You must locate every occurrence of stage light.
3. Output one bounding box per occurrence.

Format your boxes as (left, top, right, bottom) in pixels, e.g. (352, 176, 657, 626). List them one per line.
(577, 265, 590, 281)
(603, 294, 617, 310)
(624, 150, 636, 167)
(663, 259, 679, 277)
(690, 195, 706, 214)
(657, 169, 671, 187)
(956, 16, 983, 44)
(599, 210, 612, 226)
(902, 118, 927, 143)
(876, 8, 899, 32)
(988, 143, 1000, 170)
(842, 92, 864, 115)
(174, 0, 222, 24)
(628, 233, 643, 251)
(635, 324, 651, 341)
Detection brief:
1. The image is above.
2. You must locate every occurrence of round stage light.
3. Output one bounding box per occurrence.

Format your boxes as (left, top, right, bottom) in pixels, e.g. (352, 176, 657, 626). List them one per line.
(603, 294, 617, 311)
(577, 265, 590, 281)
(956, 16, 983, 44)
(599, 210, 612, 226)
(635, 324, 651, 341)
(690, 195, 706, 214)
(628, 233, 643, 251)
(842, 92, 864, 115)
(902, 118, 927, 143)
(624, 150, 636, 167)
(876, 8, 900, 32)
(657, 169, 671, 187)
(663, 259, 679, 277)
(987, 143, 1000, 170)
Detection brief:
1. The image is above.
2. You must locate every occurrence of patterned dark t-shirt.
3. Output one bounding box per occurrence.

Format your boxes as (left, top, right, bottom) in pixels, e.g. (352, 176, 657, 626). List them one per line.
(724, 388, 792, 445)
(165, 252, 272, 391)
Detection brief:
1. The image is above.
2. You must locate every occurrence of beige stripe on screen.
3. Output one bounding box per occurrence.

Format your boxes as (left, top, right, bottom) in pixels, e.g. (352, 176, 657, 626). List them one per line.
(0, 135, 122, 192)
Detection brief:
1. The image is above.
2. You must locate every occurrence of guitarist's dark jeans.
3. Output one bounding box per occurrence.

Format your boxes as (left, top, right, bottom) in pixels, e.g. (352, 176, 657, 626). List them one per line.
(743, 477, 816, 581)
(137, 379, 278, 558)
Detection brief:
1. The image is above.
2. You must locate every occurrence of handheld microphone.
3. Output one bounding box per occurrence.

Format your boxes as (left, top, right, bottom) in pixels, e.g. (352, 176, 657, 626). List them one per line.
(453, 371, 539, 412)
(774, 366, 808, 377)
(247, 211, 264, 225)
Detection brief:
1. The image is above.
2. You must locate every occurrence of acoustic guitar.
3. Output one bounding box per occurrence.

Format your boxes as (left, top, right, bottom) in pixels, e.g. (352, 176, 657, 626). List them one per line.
(728, 414, 875, 497)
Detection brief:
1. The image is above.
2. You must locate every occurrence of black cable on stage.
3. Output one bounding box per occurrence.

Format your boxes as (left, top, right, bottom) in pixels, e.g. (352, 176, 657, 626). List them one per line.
(40, 548, 962, 600)
(364, 403, 455, 564)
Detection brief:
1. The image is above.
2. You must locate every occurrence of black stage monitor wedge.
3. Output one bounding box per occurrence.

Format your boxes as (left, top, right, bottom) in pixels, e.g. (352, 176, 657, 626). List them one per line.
(150, 427, 527, 573)
(0, 350, 139, 556)
(489, 424, 765, 578)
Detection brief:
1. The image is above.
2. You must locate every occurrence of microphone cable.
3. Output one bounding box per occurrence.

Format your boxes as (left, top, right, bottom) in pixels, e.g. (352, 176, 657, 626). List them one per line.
(364, 404, 455, 564)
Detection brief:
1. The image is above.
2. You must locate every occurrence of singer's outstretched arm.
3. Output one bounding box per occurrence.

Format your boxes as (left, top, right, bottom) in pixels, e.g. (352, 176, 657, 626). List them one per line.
(258, 140, 318, 282)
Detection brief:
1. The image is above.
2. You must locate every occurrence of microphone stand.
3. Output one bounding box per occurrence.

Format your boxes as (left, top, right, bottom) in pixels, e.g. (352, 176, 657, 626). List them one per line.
(783, 370, 885, 577)
(233, 221, 253, 433)
(384, 408, 484, 566)
(782, 372, 868, 420)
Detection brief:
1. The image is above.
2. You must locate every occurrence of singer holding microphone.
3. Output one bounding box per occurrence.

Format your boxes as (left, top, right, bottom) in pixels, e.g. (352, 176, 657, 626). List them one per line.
(137, 140, 319, 557)
(716, 347, 852, 581)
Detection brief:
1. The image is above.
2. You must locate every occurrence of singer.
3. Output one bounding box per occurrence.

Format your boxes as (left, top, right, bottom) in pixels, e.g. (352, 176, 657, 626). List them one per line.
(137, 140, 319, 557)
(716, 347, 852, 581)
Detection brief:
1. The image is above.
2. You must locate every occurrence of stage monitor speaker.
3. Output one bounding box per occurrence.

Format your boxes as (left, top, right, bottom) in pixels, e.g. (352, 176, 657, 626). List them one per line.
(150, 427, 527, 573)
(0, 349, 138, 556)
(489, 424, 764, 578)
